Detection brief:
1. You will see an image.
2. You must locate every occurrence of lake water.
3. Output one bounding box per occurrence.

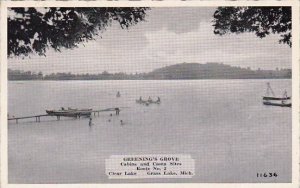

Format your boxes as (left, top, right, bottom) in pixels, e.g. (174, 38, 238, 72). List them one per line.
(8, 79, 292, 183)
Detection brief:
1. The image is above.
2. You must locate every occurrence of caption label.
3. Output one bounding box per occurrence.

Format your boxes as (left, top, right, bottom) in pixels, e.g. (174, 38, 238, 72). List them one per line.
(105, 154, 195, 179)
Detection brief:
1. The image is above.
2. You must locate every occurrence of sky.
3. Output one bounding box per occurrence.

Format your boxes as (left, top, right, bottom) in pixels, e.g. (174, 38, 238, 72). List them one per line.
(8, 7, 292, 74)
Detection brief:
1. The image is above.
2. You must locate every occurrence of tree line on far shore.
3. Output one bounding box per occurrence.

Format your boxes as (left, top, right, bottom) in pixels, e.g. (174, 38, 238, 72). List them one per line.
(8, 63, 291, 80)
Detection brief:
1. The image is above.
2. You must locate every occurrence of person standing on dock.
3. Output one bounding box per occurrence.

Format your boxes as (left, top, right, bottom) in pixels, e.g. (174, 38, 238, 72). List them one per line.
(115, 108, 120, 115)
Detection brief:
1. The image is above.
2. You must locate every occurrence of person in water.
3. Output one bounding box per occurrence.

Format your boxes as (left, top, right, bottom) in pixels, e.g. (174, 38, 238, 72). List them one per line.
(116, 91, 121, 97)
(89, 117, 93, 126)
(120, 120, 125, 126)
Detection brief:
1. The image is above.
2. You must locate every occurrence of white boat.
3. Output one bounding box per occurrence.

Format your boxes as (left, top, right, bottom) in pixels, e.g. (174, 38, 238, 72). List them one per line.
(262, 83, 291, 107)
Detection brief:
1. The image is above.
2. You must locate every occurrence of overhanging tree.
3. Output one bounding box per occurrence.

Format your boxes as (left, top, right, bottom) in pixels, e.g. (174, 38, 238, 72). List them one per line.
(8, 7, 149, 57)
(212, 7, 292, 47)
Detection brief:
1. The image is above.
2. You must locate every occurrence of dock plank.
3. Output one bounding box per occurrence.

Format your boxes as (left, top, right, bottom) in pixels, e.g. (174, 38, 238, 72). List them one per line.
(7, 107, 126, 123)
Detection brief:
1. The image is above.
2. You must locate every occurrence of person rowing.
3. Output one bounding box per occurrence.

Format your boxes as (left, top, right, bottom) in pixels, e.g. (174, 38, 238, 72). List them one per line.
(139, 96, 142, 101)
(157, 96, 160, 103)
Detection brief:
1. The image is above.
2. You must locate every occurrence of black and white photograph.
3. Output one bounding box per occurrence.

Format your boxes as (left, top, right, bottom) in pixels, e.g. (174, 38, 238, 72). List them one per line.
(1, 1, 299, 187)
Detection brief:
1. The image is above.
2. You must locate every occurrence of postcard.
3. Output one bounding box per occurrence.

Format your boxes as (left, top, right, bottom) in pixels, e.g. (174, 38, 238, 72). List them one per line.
(0, 1, 299, 188)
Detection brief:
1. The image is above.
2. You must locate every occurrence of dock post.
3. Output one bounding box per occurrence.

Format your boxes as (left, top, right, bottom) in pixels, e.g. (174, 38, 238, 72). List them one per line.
(38, 116, 40, 122)
(16, 119, 18, 124)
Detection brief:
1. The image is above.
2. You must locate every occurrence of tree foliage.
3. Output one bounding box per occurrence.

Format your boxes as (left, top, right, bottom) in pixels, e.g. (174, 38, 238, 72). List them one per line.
(213, 7, 292, 47)
(8, 7, 149, 57)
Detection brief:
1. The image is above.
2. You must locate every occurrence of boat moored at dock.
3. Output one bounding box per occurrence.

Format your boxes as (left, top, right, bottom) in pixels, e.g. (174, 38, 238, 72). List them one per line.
(46, 108, 93, 117)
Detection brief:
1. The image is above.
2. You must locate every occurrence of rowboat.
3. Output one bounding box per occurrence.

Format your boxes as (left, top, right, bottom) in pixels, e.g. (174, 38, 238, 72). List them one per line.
(263, 101, 291, 107)
(136, 99, 160, 105)
(46, 108, 92, 117)
(149, 100, 160, 104)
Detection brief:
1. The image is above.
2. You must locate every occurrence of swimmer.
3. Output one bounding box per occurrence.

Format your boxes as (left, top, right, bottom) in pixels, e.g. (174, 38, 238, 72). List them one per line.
(89, 117, 93, 126)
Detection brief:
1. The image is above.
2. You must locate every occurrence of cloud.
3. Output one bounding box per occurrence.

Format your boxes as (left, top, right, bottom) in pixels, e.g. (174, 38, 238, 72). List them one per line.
(141, 7, 216, 34)
(141, 21, 291, 70)
(8, 7, 291, 74)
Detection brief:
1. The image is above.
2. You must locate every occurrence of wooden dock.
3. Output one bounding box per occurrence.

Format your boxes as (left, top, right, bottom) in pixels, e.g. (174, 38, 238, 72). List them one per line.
(8, 114, 49, 124)
(8, 107, 124, 124)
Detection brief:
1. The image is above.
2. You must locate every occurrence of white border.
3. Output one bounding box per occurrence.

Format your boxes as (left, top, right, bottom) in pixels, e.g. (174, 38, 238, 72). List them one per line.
(0, 1, 299, 188)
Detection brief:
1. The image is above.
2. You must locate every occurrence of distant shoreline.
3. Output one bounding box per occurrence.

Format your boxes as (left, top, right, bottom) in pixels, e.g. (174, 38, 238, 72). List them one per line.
(8, 63, 291, 81)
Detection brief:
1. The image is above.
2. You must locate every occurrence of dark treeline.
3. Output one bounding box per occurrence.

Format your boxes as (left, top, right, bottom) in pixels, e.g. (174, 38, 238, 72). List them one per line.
(146, 63, 292, 79)
(43, 71, 148, 80)
(8, 70, 44, 80)
(8, 70, 147, 80)
(8, 63, 291, 80)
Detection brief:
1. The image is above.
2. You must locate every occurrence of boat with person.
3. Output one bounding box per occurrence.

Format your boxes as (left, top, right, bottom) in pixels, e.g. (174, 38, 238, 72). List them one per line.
(136, 97, 161, 105)
(262, 83, 291, 107)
